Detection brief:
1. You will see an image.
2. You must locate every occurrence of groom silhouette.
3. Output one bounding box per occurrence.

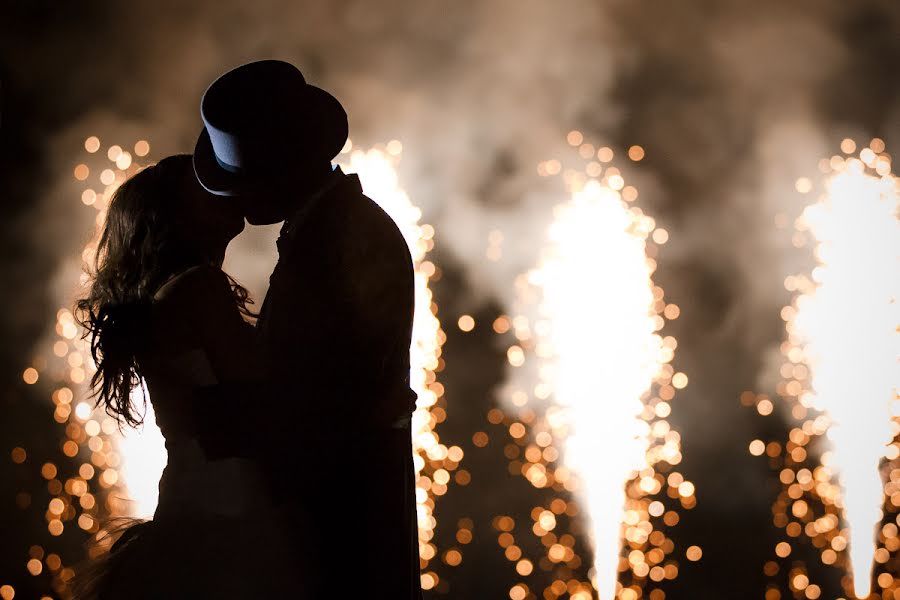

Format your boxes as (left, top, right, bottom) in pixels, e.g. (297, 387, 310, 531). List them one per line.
(191, 60, 421, 599)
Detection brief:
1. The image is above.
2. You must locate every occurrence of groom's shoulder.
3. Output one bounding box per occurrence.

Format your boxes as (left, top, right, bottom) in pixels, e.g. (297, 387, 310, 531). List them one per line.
(339, 188, 404, 239)
(309, 179, 411, 269)
(358, 192, 411, 256)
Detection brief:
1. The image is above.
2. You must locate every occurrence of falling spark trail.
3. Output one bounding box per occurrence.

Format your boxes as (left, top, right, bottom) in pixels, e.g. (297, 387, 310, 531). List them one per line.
(533, 179, 666, 599)
(788, 154, 899, 599)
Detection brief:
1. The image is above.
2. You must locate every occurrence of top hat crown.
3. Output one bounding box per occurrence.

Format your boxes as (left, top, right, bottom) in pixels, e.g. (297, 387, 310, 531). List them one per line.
(194, 60, 348, 196)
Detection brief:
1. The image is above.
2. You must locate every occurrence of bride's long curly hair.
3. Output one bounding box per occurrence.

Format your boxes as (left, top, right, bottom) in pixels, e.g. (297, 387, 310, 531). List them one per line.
(76, 154, 253, 428)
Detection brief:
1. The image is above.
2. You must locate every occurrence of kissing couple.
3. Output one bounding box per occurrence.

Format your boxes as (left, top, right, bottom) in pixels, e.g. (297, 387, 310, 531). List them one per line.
(73, 60, 422, 599)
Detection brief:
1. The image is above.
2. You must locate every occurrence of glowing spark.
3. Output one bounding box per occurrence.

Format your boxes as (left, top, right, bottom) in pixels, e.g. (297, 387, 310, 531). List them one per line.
(787, 152, 899, 598)
(533, 178, 667, 599)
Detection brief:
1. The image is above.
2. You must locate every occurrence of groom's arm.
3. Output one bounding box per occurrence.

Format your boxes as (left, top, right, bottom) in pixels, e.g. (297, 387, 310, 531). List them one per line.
(337, 211, 417, 421)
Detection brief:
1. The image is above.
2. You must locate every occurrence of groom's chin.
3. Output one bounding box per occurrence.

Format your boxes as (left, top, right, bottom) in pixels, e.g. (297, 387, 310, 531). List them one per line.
(229, 220, 246, 238)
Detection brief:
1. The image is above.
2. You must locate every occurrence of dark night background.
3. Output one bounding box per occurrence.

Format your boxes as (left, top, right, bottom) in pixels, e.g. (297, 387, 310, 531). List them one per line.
(2, 1, 899, 598)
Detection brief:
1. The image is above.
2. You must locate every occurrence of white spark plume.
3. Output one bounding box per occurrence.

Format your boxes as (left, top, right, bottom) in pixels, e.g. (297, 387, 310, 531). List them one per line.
(790, 157, 899, 599)
(534, 179, 666, 599)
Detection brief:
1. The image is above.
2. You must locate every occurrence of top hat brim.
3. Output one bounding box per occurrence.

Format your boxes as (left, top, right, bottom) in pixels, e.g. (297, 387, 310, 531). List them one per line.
(193, 84, 348, 197)
(193, 126, 243, 197)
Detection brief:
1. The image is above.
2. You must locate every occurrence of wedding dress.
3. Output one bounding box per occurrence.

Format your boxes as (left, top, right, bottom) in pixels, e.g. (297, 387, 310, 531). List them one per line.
(74, 267, 303, 599)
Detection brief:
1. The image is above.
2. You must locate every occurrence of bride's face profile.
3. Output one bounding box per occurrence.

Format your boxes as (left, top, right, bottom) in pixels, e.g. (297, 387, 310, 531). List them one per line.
(92, 154, 244, 291)
(178, 166, 244, 263)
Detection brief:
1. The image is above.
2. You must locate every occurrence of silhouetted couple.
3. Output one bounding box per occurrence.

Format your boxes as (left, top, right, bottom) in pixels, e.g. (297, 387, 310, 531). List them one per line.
(74, 60, 422, 599)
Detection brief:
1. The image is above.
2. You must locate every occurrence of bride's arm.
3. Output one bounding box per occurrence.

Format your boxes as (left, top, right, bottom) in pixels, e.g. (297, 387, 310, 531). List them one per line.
(163, 266, 268, 457)
(155, 264, 263, 385)
(187, 267, 263, 383)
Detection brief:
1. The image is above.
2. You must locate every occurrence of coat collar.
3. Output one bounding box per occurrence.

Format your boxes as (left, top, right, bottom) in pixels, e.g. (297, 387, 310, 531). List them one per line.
(276, 167, 362, 253)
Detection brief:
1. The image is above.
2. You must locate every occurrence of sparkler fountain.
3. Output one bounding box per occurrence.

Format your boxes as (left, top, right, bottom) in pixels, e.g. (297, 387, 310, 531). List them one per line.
(782, 142, 899, 598)
(535, 181, 662, 599)
(512, 137, 694, 599)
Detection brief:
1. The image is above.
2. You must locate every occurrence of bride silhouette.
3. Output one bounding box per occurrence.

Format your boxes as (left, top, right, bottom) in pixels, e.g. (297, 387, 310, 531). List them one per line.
(73, 155, 304, 599)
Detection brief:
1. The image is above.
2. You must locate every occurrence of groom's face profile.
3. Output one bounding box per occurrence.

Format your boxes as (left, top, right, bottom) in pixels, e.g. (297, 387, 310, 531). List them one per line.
(237, 160, 335, 226)
(238, 188, 288, 226)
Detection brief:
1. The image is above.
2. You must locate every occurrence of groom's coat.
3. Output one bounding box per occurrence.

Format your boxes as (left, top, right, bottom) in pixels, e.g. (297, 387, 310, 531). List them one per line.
(257, 169, 420, 598)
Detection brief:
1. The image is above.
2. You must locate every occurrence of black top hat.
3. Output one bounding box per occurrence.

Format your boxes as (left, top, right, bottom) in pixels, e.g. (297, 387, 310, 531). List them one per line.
(194, 60, 348, 196)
